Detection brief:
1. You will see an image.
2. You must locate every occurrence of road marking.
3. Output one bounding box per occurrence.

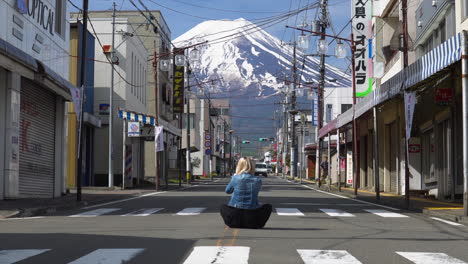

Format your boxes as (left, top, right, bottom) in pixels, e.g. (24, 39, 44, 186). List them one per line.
(297, 249, 362, 263)
(183, 246, 249, 264)
(396, 252, 467, 264)
(275, 208, 305, 216)
(216, 226, 230, 246)
(176, 208, 206, 215)
(122, 208, 164, 216)
(280, 203, 371, 206)
(431, 217, 464, 226)
(300, 184, 400, 211)
(1, 217, 45, 220)
(0, 249, 50, 264)
(68, 248, 144, 264)
(69, 208, 120, 217)
(320, 209, 355, 217)
(364, 209, 409, 218)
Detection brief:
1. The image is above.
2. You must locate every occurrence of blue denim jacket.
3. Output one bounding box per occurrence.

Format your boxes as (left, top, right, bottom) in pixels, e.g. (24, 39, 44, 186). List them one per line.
(225, 173, 262, 209)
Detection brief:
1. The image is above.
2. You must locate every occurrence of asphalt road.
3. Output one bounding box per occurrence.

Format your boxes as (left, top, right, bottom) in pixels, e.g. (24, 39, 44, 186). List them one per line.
(1, 176, 467, 264)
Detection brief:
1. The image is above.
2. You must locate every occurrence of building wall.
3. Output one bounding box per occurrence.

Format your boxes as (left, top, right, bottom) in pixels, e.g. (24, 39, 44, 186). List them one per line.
(0, 68, 6, 199)
(0, 0, 70, 80)
(90, 18, 148, 183)
(1, 0, 71, 198)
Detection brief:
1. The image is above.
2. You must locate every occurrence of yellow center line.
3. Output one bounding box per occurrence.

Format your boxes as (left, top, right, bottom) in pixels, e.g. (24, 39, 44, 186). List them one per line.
(424, 207, 464, 210)
(228, 229, 239, 246)
(216, 226, 230, 246)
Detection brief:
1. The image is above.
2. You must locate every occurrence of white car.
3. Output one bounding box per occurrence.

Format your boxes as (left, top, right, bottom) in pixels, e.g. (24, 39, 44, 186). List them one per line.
(255, 163, 268, 177)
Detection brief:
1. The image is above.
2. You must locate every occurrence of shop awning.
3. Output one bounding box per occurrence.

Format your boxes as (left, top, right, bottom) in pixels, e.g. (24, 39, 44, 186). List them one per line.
(319, 32, 462, 138)
(118, 109, 182, 137)
(119, 109, 156, 126)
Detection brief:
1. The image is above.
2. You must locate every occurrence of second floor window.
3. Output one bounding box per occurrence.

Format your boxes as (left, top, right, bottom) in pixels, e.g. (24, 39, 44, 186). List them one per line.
(326, 104, 333, 123)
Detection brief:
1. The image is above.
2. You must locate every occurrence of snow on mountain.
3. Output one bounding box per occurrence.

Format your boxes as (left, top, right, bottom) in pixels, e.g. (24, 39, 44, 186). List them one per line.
(173, 19, 351, 150)
(173, 18, 351, 96)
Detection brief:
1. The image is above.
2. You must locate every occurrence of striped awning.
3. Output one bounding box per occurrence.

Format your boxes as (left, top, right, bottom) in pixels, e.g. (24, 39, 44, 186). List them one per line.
(118, 109, 155, 126)
(318, 32, 463, 138)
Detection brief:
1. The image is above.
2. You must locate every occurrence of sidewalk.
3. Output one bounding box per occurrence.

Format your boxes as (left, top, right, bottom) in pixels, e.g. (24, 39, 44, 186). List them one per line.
(0, 183, 189, 219)
(286, 176, 467, 225)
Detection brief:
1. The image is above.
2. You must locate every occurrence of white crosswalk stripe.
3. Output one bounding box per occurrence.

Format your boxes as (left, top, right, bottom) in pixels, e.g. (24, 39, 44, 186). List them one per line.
(0, 249, 50, 264)
(69, 208, 120, 217)
(320, 209, 355, 217)
(68, 248, 144, 264)
(396, 252, 467, 264)
(364, 209, 408, 218)
(183, 246, 249, 264)
(275, 208, 305, 216)
(297, 249, 362, 264)
(122, 208, 164, 216)
(431, 217, 464, 226)
(176, 208, 206, 215)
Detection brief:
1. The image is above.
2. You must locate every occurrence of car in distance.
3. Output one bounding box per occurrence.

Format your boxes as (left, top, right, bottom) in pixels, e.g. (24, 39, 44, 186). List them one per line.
(255, 163, 268, 177)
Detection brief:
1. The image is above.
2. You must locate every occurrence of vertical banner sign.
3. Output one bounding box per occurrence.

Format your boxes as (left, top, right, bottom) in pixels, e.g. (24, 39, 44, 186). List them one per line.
(155, 126, 164, 152)
(346, 150, 353, 184)
(352, 0, 372, 97)
(312, 90, 318, 126)
(204, 131, 212, 155)
(404, 91, 416, 142)
(173, 48, 185, 113)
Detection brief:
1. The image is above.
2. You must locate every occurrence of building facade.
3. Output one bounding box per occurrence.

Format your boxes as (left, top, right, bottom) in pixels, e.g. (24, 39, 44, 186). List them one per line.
(0, 0, 72, 198)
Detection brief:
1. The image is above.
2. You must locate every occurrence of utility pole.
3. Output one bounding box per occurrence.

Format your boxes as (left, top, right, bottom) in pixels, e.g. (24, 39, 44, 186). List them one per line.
(108, 2, 116, 188)
(223, 121, 227, 177)
(462, 30, 468, 216)
(317, 0, 328, 187)
(402, 0, 410, 208)
(153, 42, 160, 191)
(290, 43, 298, 180)
(283, 97, 288, 178)
(229, 129, 233, 175)
(76, 0, 89, 201)
(186, 59, 191, 184)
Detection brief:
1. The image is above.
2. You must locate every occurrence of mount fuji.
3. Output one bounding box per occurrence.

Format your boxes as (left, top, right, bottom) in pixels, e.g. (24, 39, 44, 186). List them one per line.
(173, 18, 351, 154)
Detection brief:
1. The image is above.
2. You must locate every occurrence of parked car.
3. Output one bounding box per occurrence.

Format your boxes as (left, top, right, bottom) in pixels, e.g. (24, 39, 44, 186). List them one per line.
(266, 164, 272, 173)
(255, 163, 268, 177)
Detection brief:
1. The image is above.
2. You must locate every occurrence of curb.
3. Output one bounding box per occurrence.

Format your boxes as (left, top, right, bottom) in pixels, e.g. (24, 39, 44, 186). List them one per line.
(422, 209, 468, 225)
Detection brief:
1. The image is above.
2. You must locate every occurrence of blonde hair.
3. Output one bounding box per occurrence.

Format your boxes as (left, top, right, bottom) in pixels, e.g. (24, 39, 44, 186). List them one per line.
(235, 157, 255, 175)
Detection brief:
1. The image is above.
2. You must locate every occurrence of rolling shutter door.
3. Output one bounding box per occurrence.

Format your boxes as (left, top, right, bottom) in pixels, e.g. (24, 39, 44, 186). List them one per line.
(19, 79, 56, 197)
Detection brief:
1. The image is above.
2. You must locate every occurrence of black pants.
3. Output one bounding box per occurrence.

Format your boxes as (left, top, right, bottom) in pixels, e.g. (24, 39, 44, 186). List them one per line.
(220, 204, 272, 229)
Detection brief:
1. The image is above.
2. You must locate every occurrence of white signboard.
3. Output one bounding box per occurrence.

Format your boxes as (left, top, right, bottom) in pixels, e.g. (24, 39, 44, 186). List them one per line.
(404, 91, 416, 142)
(154, 126, 164, 152)
(346, 150, 353, 185)
(352, 0, 372, 97)
(128, 122, 140, 137)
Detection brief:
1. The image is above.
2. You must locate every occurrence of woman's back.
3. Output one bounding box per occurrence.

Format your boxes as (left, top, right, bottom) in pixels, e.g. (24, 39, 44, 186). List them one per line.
(225, 173, 262, 209)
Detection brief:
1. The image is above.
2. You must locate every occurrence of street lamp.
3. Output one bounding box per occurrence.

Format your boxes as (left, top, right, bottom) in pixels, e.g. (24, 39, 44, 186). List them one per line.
(287, 25, 359, 194)
(157, 43, 203, 185)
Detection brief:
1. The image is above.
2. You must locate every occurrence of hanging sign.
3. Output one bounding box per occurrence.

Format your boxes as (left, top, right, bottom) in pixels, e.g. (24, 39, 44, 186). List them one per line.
(434, 87, 453, 105)
(352, 0, 372, 97)
(154, 126, 164, 152)
(346, 150, 353, 184)
(204, 131, 211, 156)
(404, 91, 416, 141)
(128, 122, 140, 137)
(172, 48, 185, 113)
(312, 90, 318, 126)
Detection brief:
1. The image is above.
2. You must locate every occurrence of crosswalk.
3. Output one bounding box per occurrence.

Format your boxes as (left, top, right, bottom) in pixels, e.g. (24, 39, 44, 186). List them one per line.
(67, 207, 409, 218)
(1, 248, 466, 263)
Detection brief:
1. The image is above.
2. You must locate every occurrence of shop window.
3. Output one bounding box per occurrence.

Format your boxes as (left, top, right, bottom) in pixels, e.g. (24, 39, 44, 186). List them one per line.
(422, 129, 436, 183)
(326, 104, 333, 122)
(55, 0, 65, 37)
(341, 104, 352, 114)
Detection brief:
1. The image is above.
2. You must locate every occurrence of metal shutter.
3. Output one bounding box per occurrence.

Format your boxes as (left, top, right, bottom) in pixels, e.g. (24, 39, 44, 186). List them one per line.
(19, 79, 56, 197)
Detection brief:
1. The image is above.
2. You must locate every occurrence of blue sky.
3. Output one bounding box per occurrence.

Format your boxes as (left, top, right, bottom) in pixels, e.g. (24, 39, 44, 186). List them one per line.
(70, 0, 352, 71)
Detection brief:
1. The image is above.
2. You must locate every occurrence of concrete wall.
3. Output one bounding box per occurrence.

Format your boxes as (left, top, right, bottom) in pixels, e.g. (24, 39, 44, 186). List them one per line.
(0, 68, 6, 199)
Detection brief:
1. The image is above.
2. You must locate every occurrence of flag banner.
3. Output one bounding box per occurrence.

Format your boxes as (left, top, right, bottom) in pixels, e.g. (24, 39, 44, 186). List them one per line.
(404, 91, 416, 142)
(155, 126, 164, 152)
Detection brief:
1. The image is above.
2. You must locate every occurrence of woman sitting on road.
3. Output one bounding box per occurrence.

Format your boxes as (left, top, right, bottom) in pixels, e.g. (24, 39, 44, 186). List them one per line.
(220, 157, 272, 229)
